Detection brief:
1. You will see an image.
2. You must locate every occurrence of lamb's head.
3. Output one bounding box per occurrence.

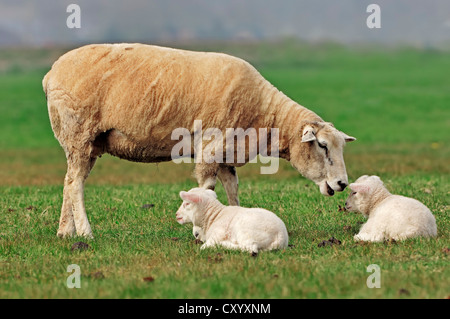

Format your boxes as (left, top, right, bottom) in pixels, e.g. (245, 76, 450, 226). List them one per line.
(176, 187, 217, 224)
(290, 121, 355, 196)
(345, 175, 386, 217)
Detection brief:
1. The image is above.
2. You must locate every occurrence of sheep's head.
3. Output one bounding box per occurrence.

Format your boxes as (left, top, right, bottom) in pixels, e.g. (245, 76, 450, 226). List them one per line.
(176, 188, 217, 224)
(290, 121, 355, 196)
(345, 175, 385, 217)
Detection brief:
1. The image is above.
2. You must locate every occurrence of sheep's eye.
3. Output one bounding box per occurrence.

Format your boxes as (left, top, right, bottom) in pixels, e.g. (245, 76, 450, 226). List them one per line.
(318, 142, 328, 150)
(351, 191, 357, 195)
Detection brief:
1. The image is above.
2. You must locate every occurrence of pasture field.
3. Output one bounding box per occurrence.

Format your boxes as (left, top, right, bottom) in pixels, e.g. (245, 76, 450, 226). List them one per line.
(0, 42, 448, 299)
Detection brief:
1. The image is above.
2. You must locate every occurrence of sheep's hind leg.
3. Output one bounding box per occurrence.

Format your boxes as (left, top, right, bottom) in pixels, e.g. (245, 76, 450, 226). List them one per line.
(57, 177, 76, 238)
(217, 165, 239, 206)
(59, 148, 97, 238)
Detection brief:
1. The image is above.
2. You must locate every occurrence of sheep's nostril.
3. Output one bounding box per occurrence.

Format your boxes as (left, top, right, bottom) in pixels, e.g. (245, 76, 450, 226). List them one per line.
(337, 181, 347, 191)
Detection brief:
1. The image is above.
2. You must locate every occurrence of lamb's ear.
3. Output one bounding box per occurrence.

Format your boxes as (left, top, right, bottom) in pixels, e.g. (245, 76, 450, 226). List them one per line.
(204, 189, 217, 199)
(179, 191, 202, 203)
(179, 191, 187, 199)
(349, 183, 370, 194)
(301, 125, 316, 142)
(341, 132, 356, 142)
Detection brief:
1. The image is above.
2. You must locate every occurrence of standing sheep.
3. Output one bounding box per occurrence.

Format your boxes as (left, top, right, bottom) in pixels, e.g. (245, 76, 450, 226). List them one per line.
(43, 43, 355, 238)
(345, 175, 437, 242)
(176, 188, 288, 254)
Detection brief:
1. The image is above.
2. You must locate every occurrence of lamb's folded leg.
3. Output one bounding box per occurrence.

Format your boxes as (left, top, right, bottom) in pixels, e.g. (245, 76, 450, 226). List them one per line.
(200, 239, 217, 250)
(193, 226, 205, 241)
(218, 241, 241, 251)
(354, 231, 384, 242)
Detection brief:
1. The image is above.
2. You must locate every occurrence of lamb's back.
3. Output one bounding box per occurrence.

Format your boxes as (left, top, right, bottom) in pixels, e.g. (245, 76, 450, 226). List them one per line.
(372, 195, 436, 238)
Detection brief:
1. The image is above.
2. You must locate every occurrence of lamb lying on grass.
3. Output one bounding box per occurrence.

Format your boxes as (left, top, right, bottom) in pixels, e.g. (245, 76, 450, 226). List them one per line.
(345, 175, 437, 242)
(176, 188, 288, 254)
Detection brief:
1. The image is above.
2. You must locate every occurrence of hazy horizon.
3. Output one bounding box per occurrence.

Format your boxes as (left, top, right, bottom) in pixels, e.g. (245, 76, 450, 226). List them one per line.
(1, 0, 449, 48)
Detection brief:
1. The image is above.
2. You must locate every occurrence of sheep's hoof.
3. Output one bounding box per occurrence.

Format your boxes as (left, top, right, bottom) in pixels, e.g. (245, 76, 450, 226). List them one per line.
(57, 230, 76, 238)
(251, 251, 258, 257)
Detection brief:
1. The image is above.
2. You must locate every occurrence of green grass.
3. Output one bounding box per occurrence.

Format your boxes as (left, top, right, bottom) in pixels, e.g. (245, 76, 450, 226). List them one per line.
(0, 178, 448, 298)
(0, 42, 448, 298)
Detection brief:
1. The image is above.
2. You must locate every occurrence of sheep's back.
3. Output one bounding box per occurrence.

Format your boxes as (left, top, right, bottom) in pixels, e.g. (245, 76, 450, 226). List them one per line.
(44, 43, 270, 135)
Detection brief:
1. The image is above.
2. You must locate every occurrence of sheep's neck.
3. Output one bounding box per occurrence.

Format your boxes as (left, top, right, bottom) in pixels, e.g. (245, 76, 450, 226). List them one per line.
(261, 84, 322, 160)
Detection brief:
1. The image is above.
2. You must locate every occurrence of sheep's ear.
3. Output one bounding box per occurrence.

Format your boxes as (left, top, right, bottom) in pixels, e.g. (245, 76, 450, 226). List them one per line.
(180, 191, 202, 203)
(341, 132, 356, 143)
(301, 125, 316, 142)
(349, 183, 370, 194)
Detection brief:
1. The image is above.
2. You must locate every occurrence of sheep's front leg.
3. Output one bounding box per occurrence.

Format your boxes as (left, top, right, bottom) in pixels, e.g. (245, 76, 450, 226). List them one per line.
(195, 162, 219, 191)
(217, 165, 239, 206)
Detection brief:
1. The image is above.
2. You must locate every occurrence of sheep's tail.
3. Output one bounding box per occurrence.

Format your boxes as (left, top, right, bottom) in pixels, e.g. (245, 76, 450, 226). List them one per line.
(42, 69, 52, 98)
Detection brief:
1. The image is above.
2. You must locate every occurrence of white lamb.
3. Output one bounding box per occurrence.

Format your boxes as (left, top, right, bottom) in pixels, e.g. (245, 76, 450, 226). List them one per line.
(175, 188, 288, 254)
(345, 175, 437, 242)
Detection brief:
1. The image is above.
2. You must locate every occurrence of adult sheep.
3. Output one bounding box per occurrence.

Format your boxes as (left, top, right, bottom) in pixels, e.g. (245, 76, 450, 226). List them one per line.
(43, 43, 355, 238)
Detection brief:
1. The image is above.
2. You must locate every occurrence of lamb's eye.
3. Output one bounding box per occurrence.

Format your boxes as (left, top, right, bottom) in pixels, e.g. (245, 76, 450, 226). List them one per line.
(351, 191, 357, 195)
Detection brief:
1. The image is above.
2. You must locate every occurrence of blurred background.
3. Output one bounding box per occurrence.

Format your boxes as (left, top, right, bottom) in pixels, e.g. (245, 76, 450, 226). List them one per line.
(1, 0, 450, 47)
(0, 0, 449, 186)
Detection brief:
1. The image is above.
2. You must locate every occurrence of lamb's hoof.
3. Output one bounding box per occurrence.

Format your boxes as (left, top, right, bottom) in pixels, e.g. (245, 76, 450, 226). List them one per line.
(251, 251, 258, 257)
